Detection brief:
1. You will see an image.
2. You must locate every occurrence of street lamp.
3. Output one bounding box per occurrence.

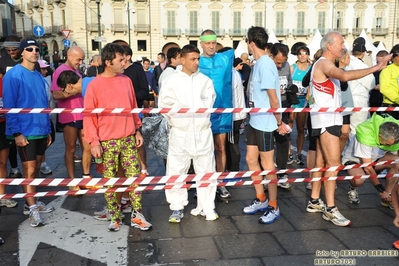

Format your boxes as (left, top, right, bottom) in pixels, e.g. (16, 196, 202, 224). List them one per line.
(127, 2, 135, 46)
(96, 0, 102, 55)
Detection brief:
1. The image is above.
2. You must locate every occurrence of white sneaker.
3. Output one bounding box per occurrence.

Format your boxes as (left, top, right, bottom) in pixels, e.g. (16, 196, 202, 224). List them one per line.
(168, 210, 184, 223)
(322, 207, 351, 226)
(258, 206, 280, 224)
(205, 211, 219, 221)
(190, 208, 205, 217)
(243, 198, 269, 214)
(29, 207, 44, 227)
(23, 201, 55, 215)
(0, 199, 18, 208)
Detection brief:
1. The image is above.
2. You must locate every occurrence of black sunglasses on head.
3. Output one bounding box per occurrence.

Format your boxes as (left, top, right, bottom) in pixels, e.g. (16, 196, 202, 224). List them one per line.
(24, 47, 39, 52)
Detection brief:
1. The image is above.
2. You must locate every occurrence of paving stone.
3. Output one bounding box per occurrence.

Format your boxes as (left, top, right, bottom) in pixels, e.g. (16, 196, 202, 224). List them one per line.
(191, 258, 263, 266)
(154, 237, 220, 263)
(232, 214, 294, 234)
(214, 233, 284, 259)
(272, 230, 345, 255)
(262, 254, 315, 266)
(181, 216, 239, 238)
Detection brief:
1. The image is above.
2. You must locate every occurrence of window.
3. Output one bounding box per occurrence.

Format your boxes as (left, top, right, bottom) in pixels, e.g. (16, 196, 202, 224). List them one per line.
(318, 11, 325, 30)
(189, 11, 198, 29)
(211, 11, 219, 30)
(114, 8, 123, 24)
(167, 11, 176, 29)
(233, 11, 241, 29)
(355, 17, 361, 28)
(376, 17, 382, 28)
(254, 11, 263, 27)
(137, 40, 147, 51)
(276, 12, 284, 31)
(91, 39, 99, 51)
(189, 40, 198, 47)
(297, 11, 305, 30)
(233, 40, 240, 49)
(336, 11, 342, 29)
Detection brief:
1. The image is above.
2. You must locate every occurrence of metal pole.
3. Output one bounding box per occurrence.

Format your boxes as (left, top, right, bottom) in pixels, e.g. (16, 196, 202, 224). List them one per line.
(331, 0, 334, 30)
(128, 1, 131, 46)
(84, 0, 89, 58)
(96, 0, 102, 55)
(393, 0, 398, 48)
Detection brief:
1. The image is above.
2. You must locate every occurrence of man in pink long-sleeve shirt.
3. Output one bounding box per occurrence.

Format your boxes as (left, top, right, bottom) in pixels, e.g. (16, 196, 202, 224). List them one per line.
(84, 43, 151, 232)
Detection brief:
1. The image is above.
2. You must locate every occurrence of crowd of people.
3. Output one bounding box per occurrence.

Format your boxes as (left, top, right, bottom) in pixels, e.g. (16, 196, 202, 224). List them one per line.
(0, 29, 399, 249)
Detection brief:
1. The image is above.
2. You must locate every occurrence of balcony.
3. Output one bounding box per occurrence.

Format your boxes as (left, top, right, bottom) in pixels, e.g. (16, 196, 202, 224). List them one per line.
(54, 0, 66, 4)
(275, 28, 289, 37)
(371, 27, 388, 37)
(292, 28, 311, 37)
(228, 28, 246, 37)
(111, 24, 128, 33)
(352, 28, 364, 36)
(397, 27, 399, 37)
(31, 0, 44, 8)
(134, 24, 151, 33)
(214, 28, 225, 37)
(163, 28, 181, 37)
(334, 28, 349, 36)
(47, 0, 54, 4)
(87, 23, 105, 33)
(317, 28, 331, 35)
(185, 28, 202, 37)
(15, 4, 25, 14)
(52, 25, 64, 34)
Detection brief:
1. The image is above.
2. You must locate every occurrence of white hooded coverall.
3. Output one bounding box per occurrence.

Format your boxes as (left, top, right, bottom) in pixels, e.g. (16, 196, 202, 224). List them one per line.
(158, 68, 217, 214)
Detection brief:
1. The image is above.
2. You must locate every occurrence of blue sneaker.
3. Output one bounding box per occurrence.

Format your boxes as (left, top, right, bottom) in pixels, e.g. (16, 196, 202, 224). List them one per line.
(243, 198, 269, 214)
(258, 206, 280, 224)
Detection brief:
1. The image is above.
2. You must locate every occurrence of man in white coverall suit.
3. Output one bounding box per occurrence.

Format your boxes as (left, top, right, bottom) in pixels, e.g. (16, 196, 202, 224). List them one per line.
(158, 44, 218, 223)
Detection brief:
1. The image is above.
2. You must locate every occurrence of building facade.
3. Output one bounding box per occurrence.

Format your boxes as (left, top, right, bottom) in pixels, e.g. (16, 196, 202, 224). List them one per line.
(7, 0, 399, 64)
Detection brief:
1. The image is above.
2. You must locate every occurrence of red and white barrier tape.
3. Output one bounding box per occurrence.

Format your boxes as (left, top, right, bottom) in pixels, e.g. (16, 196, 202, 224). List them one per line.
(0, 159, 397, 188)
(1, 106, 399, 114)
(1, 160, 399, 199)
(1, 173, 398, 199)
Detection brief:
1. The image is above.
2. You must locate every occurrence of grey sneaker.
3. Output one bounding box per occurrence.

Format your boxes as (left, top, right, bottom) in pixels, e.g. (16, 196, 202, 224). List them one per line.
(0, 199, 18, 208)
(277, 175, 292, 190)
(29, 207, 44, 227)
(306, 198, 325, 213)
(217, 186, 231, 198)
(40, 164, 52, 175)
(168, 210, 184, 223)
(295, 154, 305, 165)
(348, 188, 360, 204)
(23, 201, 55, 215)
(259, 206, 280, 224)
(243, 198, 269, 214)
(131, 211, 152, 230)
(322, 207, 351, 226)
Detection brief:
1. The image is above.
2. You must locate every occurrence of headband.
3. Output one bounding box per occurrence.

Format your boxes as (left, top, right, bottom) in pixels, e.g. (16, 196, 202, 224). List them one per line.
(200, 35, 217, 42)
(3, 41, 20, 48)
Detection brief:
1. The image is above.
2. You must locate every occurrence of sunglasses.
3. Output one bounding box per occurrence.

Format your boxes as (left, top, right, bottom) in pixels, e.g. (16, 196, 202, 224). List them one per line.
(24, 47, 40, 52)
(298, 51, 308, 56)
(7, 48, 18, 53)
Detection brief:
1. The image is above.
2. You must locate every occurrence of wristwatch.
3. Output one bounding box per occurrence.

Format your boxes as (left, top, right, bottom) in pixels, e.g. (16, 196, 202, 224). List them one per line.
(13, 132, 22, 137)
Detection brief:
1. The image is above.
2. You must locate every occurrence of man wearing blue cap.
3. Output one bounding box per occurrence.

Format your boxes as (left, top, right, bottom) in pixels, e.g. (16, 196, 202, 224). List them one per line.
(2, 38, 54, 228)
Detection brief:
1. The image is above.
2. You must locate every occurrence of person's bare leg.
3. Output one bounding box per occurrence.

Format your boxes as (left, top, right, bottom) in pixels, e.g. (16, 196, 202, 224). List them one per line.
(296, 112, 307, 158)
(79, 129, 92, 176)
(63, 125, 78, 179)
(311, 139, 324, 200)
(318, 131, 341, 207)
(339, 124, 350, 153)
(214, 133, 226, 172)
(246, 145, 263, 195)
(139, 145, 147, 174)
(259, 150, 277, 202)
(0, 148, 9, 195)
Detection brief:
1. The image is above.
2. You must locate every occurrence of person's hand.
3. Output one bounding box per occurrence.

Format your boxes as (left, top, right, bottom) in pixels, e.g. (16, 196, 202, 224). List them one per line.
(277, 122, 290, 135)
(375, 54, 393, 71)
(135, 131, 143, 147)
(91, 145, 102, 159)
(15, 134, 29, 147)
(394, 216, 399, 228)
(47, 134, 52, 147)
(379, 191, 391, 201)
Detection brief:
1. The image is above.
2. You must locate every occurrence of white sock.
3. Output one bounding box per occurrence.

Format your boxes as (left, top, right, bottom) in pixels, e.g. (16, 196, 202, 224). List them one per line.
(141, 169, 148, 174)
(29, 204, 37, 211)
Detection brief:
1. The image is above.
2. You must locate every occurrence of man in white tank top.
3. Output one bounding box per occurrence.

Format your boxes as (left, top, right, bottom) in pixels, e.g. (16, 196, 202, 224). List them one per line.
(307, 31, 391, 227)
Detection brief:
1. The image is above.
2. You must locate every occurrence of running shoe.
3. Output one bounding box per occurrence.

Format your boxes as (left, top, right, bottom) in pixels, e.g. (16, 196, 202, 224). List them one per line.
(23, 201, 55, 215)
(93, 207, 111, 221)
(190, 208, 205, 217)
(121, 201, 132, 213)
(277, 175, 292, 190)
(217, 186, 231, 198)
(295, 154, 304, 165)
(40, 163, 52, 175)
(306, 182, 312, 190)
(168, 210, 184, 223)
(8, 169, 22, 178)
(29, 207, 44, 227)
(0, 199, 18, 208)
(348, 188, 360, 204)
(287, 154, 294, 165)
(306, 198, 325, 213)
(381, 199, 394, 210)
(322, 207, 351, 226)
(108, 221, 120, 232)
(205, 211, 219, 221)
(259, 206, 280, 224)
(243, 198, 269, 214)
(131, 211, 152, 230)
(0, 236, 4, 245)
